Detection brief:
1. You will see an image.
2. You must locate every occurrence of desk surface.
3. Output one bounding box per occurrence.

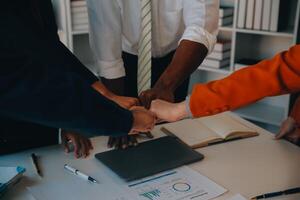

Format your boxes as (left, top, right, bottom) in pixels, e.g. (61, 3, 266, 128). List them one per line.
(1, 112, 300, 200)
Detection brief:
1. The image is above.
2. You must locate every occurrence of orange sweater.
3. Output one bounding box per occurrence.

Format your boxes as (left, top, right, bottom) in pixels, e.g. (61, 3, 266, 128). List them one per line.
(190, 45, 300, 123)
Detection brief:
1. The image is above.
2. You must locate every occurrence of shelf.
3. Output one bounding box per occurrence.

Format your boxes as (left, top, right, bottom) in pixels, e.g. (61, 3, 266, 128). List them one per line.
(72, 29, 89, 35)
(198, 66, 231, 74)
(235, 28, 294, 38)
(219, 26, 233, 32)
(234, 103, 286, 126)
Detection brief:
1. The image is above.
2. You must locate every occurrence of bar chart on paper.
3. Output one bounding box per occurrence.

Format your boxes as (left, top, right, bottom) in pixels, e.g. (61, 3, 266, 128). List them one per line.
(125, 166, 227, 200)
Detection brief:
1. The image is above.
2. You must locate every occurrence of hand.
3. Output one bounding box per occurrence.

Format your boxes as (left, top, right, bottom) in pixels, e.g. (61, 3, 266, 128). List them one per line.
(109, 95, 139, 109)
(107, 132, 154, 149)
(139, 87, 174, 109)
(107, 135, 138, 149)
(130, 106, 157, 134)
(275, 117, 300, 144)
(92, 80, 139, 109)
(61, 131, 93, 158)
(150, 99, 188, 122)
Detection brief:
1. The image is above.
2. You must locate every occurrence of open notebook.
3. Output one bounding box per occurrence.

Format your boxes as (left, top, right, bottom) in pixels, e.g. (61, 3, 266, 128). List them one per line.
(161, 113, 259, 149)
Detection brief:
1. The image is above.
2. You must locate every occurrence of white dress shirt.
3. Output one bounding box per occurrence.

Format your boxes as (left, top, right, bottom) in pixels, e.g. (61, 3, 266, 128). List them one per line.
(87, 0, 219, 79)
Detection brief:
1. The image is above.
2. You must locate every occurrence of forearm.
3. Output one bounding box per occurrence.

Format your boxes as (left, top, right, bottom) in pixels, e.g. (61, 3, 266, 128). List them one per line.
(92, 81, 115, 98)
(154, 40, 208, 92)
(100, 77, 125, 96)
(189, 45, 300, 117)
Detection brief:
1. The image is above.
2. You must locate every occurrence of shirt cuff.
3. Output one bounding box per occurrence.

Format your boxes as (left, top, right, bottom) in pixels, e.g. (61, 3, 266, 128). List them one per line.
(179, 26, 217, 54)
(95, 59, 126, 79)
(185, 96, 194, 118)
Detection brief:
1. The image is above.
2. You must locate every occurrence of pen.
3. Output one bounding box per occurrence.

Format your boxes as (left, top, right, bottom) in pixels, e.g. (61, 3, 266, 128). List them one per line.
(251, 187, 300, 199)
(31, 153, 42, 177)
(64, 164, 99, 184)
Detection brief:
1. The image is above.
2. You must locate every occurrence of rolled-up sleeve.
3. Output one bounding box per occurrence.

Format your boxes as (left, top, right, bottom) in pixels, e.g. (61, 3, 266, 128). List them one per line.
(87, 0, 125, 79)
(181, 0, 219, 53)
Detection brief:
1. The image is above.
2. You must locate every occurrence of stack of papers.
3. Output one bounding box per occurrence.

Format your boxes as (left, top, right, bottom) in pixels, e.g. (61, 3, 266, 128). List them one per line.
(0, 166, 26, 197)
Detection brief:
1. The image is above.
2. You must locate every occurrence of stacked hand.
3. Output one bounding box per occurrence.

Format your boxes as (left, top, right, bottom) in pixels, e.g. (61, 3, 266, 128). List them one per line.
(61, 131, 93, 158)
(106, 93, 155, 149)
(139, 87, 174, 109)
(276, 117, 300, 144)
(150, 99, 188, 122)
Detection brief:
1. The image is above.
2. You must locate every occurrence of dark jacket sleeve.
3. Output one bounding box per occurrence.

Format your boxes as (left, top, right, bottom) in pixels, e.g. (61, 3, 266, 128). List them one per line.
(0, 8, 133, 136)
(0, 117, 59, 155)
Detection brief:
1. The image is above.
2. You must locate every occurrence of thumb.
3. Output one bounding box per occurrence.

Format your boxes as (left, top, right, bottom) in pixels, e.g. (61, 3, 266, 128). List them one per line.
(61, 134, 70, 153)
(275, 117, 296, 139)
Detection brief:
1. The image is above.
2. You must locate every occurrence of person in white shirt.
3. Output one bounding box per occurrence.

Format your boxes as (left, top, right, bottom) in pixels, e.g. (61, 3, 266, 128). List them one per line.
(86, 0, 219, 148)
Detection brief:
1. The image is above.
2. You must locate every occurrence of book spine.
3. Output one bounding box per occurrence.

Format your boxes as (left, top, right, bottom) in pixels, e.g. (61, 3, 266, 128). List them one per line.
(72, 24, 89, 31)
(253, 0, 263, 30)
(237, 0, 247, 28)
(71, 0, 87, 7)
(270, 0, 280, 32)
(246, 0, 255, 29)
(71, 6, 88, 13)
(202, 59, 230, 69)
(219, 16, 233, 26)
(207, 51, 230, 60)
(262, 0, 272, 30)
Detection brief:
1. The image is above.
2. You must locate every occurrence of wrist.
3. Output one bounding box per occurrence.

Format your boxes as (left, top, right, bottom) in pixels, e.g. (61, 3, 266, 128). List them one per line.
(154, 72, 177, 92)
(174, 101, 189, 121)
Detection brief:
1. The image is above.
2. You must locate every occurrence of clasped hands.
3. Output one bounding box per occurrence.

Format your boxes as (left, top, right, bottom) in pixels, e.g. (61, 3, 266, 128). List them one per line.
(108, 87, 172, 149)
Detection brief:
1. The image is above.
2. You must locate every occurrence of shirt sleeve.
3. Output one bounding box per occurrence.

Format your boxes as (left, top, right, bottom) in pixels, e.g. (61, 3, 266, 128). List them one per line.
(189, 45, 300, 117)
(87, 0, 125, 79)
(0, 12, 133, 136)
(181, 0, 219, 53)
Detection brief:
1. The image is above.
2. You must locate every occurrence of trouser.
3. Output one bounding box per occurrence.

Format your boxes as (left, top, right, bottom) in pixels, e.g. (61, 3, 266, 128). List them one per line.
(122, 51, 190, 102)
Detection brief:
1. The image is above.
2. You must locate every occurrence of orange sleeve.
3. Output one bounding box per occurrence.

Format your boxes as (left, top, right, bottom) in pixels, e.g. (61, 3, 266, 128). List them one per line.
(190, 45, 300, 117)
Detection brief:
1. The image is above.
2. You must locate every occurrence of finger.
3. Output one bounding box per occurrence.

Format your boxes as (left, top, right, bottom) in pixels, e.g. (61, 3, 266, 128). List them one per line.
(107, 137, 115, 148)
(121, 136, 128, 149)
(79, 138, 88, 158)
(87, 138, 93, 150)
(129, 135, 138, 146)
(134, 98, 141, 106)
(138, 94, 148, 108)
(276, 127, 291, 139)
(140, 131, 154, 139)
(84, 139, 91, 157)
(72, 137, 81, 159)
(275, 118, 296, 139)
(115, 137, 121, 149)
(61, 134, 70, 153)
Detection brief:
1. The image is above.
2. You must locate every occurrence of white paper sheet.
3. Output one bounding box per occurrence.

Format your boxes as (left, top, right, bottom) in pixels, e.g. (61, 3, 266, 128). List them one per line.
(28, 166, 227, 200)
(226, 194, 247, 200)
(124, 166, 227, 200)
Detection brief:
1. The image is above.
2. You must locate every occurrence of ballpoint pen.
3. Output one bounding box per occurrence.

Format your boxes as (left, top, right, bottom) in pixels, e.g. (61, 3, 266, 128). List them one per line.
(31, 153, 42, 177)
(64, 164, 99, 184)
(251, 187, 300, 199)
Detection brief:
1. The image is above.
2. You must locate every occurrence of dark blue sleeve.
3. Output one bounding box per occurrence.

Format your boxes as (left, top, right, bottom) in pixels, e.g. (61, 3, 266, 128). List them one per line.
(0, 10, 133, 136)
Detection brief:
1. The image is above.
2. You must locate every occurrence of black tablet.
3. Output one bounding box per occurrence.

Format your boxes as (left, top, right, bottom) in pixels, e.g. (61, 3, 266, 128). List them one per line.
(95, 136, 204, 181)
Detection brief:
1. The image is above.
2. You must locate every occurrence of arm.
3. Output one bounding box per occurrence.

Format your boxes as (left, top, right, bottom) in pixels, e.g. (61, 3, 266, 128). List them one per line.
(87, 0, 125, 80)
(139, 0, 219, 108)
(190, 45, 300, 117)
(150, 45, 300, 122)
(0, 12, 144, 136)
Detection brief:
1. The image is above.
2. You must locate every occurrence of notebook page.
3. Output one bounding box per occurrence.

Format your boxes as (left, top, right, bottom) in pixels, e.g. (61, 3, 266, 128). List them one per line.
(162, 119, 220, 147)
(195, 113, 254, 139)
